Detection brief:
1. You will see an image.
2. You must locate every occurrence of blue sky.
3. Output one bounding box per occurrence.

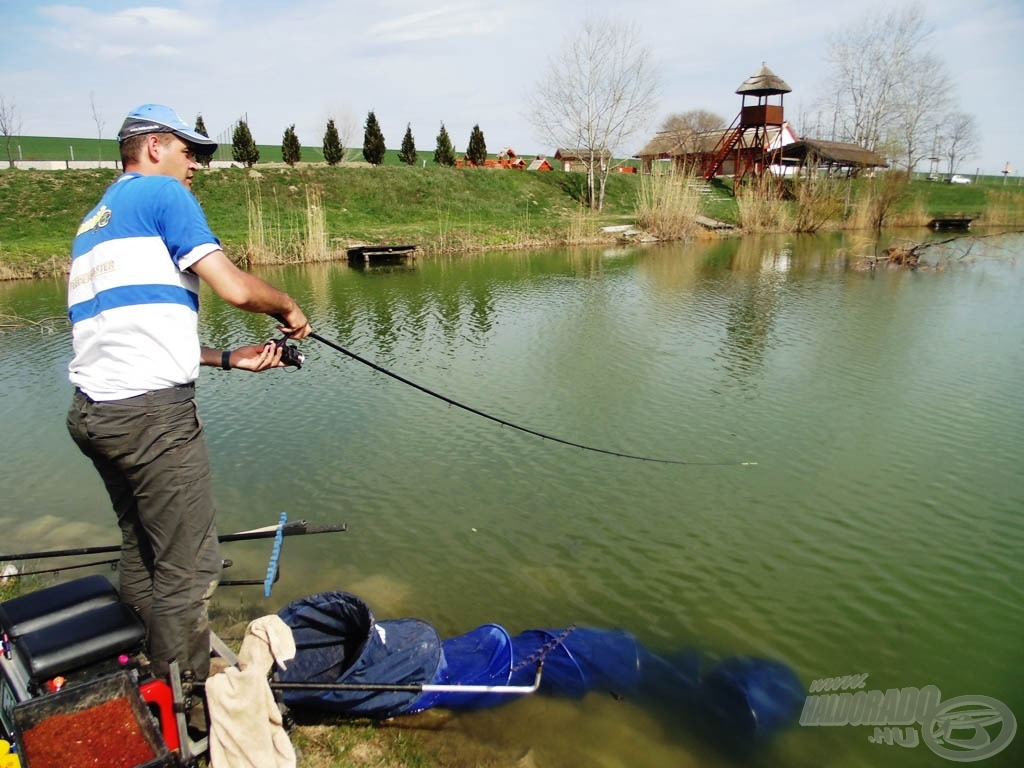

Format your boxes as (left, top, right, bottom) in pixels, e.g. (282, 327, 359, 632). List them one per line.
(1, 0, 1020, 175)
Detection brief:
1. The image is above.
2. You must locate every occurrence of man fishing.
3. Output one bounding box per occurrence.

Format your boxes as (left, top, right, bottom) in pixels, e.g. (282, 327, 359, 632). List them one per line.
(64, 103, 311, 726)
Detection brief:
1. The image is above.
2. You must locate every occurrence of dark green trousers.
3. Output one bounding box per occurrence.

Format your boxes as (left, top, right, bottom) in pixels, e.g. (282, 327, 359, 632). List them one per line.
(66, 384, 220, 681)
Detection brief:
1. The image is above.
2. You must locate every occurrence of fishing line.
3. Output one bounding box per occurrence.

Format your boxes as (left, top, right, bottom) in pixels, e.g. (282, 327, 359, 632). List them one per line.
(307, 331, 756, 467)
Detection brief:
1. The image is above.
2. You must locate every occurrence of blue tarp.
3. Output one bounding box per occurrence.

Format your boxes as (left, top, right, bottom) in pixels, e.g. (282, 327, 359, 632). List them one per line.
(278, 591, 804, 747)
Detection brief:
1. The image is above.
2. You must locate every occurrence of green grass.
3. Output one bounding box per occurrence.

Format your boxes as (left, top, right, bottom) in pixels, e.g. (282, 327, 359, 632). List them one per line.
(2, 136, 519, 167)
(4, 135, 324, 165)
(196, 163, 640, 249)
(3, 135, 642, 170)
(0, 577, 21, 602)
(904, 178, 990, 217)
(0, 169, 116, 275)
(0, 163, 643, 276)
(3, 149, 1021, 280)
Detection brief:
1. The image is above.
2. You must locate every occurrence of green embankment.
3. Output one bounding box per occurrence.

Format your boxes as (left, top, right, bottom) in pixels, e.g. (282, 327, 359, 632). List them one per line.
(2, 146, 1022, 280)
(5, 135, 325, 165)
(0, 164, 642, 277)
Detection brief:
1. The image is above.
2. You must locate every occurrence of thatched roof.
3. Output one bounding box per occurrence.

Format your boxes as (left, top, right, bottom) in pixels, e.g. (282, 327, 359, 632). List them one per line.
(635, 132, 684, 158)
(554, 148, 612, 161)
(735, 63, 791, 96)
(773, 138, 888, 168)
(636, 125, 786, 159)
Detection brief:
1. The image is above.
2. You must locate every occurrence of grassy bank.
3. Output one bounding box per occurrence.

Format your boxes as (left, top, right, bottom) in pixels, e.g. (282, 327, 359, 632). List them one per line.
(2, 162, 1023, 280)
(0, 164, 643, 278)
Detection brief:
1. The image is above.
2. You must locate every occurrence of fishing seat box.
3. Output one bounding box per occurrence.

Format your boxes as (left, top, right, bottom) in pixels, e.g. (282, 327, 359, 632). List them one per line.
(0, 575, 118, 638)
(12, 670, 174, 768)
(0, 575, 146, 683)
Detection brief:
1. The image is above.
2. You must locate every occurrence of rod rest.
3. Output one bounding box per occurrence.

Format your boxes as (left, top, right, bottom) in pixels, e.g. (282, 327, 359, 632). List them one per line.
(0, 574, 118, 638)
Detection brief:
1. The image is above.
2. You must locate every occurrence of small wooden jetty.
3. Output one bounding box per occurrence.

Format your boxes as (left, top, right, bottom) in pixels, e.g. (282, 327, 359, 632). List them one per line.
(346, 244, 418, 265)
(928, 217, 972, 231)
(695, 215, 735, 231)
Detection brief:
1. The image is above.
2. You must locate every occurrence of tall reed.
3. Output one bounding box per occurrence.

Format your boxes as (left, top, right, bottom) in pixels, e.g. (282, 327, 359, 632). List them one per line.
(246, 180, 336, 264)
(888, 194, 930, 228)
(435, 202, 452, 253)
(634, 170, 703, 240)
(304, 185, 329, 262)
(736, 174, 792, 232)
(245, 180, 286, 265)
(846, 172, 910, 230)
(980, 190, 1024, 226)
(565, 201, 597, 245)
(791, 173, 845, 232)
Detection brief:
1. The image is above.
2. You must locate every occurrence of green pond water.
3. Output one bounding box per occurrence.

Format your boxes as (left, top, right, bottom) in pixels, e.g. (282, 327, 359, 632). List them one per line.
(1, 232, 1021, 767)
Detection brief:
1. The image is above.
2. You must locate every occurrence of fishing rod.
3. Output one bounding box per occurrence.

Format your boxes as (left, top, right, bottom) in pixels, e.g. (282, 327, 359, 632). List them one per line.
(193, 662, 545, 697)
(295, 327, 755, 467)
(0, 519, 346, 563)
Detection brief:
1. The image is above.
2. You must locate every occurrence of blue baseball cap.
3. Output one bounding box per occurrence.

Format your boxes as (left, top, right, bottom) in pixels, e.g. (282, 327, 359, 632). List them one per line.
(117, 103, 217, 154)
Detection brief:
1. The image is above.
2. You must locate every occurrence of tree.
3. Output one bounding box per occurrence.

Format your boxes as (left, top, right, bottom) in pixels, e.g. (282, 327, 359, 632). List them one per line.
(327, 109, 360, 163)
(526, 18, 659, 209)
(660, 110, 725, 140)
(194, 114, 211, 167)
(362, 110, 386, 165)
(322, 118, 344, 166)
(89, 91, 105, 163)
(466, 124, 487, 166)
(0, 94, 22, 169)
(231, 119, 260, 167)
(659, 109, 725, 172)
(282, 124, 302, 166)
(433, 122, 455, 166)
(823, 5, 927, 151)
(398, 123, 417, 165)
(820, 2, 959, 171)
(890, 52, 952, 172)
(941, 111, 980, 176)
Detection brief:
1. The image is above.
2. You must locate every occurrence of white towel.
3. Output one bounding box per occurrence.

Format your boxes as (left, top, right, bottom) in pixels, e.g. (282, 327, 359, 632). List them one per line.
(206, 615, 297, 768)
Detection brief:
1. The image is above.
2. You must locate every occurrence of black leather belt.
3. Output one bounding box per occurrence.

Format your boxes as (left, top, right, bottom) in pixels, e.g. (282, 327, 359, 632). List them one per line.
(75, 381, 196, 405)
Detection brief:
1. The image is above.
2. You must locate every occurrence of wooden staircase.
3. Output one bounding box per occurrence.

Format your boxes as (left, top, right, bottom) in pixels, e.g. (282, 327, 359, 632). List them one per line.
(702, 122, 744, 181)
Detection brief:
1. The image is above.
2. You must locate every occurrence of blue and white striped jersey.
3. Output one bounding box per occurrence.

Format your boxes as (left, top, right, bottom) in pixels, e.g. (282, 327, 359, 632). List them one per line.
(68, 173, 221, 400)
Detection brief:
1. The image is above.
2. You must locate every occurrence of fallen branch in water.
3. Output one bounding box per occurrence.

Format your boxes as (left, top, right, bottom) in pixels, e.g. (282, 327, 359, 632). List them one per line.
(882, 236, 963, 268)
(0, 313, 67, 333)
(862, 229, 1024, 270)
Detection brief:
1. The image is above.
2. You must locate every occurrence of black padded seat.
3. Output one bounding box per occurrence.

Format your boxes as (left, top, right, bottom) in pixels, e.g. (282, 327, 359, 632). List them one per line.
(15, 600, 146, 681)
(0, 574, 119, 638)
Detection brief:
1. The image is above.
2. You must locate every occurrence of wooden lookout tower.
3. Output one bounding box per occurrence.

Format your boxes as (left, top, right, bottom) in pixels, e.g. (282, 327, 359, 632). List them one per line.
(701, 63, 791, 182)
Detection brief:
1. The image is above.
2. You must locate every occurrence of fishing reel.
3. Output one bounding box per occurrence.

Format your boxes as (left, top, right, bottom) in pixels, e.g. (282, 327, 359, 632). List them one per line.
(270, 336, 305, 368)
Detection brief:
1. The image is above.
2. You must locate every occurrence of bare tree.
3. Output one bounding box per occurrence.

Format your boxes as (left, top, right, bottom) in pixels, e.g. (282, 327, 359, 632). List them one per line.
(526, 19, 659, 210)
(90, 92, 105, 164)
(336, 111, 361, 162)
(940, 111, 980, 176)
(824, 4, 932, 153)
(890, 52, 953, 172)
(660, 110, 725, 147)
(0, 95, 22, 169)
